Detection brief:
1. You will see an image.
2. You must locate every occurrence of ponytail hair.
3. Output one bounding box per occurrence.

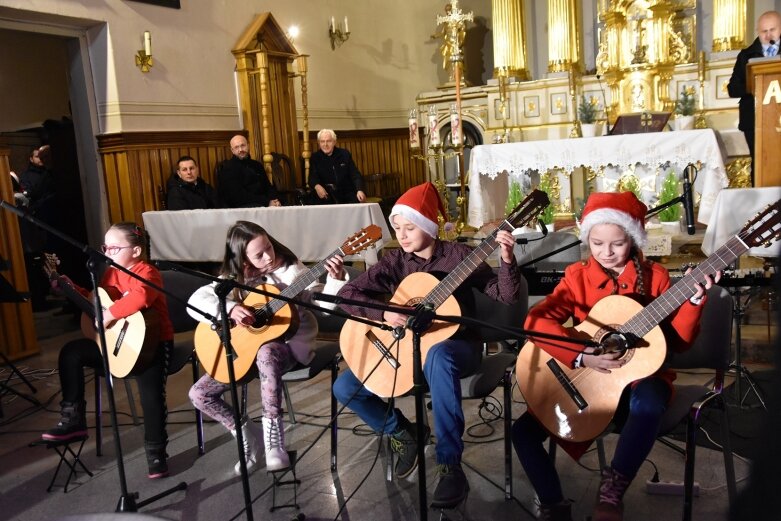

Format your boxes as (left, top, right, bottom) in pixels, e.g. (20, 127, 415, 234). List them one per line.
(109, 222, 149, 260)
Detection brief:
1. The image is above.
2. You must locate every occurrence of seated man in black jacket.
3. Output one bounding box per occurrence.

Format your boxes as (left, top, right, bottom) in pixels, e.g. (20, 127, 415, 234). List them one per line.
(308, 129, 366, 204)
(166, 155, 220, 211)
(216, 135, 281, 208)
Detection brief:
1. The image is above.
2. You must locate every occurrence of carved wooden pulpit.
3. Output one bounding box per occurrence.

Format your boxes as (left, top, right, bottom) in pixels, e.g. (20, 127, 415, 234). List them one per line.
(747, 59, 781, 187)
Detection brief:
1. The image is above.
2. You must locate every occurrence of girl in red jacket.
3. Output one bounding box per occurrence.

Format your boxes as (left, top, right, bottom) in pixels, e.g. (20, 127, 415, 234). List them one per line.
(42, 222, 173, 479)
(512, 192, 720, 521)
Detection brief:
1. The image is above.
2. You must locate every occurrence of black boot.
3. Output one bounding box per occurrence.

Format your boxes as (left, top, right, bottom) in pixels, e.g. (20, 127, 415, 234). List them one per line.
(145, 441, 169, 479)
(539, 499, 573, 521)
(431, 463, 469, 508)
(42, 401, 87, 441)
(389, 416, 430, 479)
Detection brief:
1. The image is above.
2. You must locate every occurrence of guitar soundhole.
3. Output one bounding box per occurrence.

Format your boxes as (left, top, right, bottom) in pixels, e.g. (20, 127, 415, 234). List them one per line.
(595, 326, 635, 363)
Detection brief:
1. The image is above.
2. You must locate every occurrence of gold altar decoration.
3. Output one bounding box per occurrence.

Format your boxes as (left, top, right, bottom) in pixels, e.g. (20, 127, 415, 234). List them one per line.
(712, 0, 746, 52)
(548, 0, 583, 73)
(492, 0, 530, 80)
(433, 0, 473, 87)
(292, 55, 311, 184)
(232, 13, 301, 192)
(596, 0, 696, 119)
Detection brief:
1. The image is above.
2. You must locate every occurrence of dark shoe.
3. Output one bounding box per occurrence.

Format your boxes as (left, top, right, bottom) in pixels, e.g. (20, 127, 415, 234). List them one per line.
(389, 418, 430, 479)
(592, 466, 631, 521)
(539, 500, 573, 521)
(42, 401, 87, 441)
(431, 463, 469, 509)
(145, 441, 169, 479)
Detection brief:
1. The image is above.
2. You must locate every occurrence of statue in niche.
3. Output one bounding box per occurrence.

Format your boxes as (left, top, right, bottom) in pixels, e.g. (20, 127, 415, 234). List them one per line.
(668, 28, 690, 64)
(630, 82, 646, 111)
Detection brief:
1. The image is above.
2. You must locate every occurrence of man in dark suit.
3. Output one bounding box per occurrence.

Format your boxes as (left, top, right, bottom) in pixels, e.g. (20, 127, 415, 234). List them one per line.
(216, 135, 281, 208)
(727, 10, 781, 183)
(308, 129, 366, 204)
(166, 155, 220, 210)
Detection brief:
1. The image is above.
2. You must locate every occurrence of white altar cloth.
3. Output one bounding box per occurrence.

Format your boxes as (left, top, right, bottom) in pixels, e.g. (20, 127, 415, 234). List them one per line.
(468, 129, 729, 228)
(142, 203, 391, 266)
(702, 187, 781, 258)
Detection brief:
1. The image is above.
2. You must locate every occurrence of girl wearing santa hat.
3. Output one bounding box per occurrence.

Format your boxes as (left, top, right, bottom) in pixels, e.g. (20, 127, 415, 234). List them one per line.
(512, 191, 720, 521)
(333, 181, 524, 508)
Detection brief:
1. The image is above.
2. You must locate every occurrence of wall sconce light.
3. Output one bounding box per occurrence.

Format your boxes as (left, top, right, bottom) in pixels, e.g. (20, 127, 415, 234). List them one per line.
(328, 16, 350, 50)
(135, 30, 153, 72)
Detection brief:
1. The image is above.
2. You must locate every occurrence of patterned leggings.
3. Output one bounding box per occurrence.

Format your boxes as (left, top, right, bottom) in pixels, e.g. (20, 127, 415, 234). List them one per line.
(189, 341, 295, 431)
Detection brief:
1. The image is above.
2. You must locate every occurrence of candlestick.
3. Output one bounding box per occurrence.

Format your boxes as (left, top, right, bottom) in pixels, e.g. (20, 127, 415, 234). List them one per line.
(344, 16, 349, 33)
(330, 17, 335, 31)
(409, 109, 420, 149)
(428, 106, 440, 147)
(144, 31, 151, 56)
(450, 103, 462, 146)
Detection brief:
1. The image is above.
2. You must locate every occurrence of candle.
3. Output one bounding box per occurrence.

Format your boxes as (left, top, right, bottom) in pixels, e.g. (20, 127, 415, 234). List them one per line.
(428, 106, 440, 147)
(409, 109, 420, 149)
(450, 104, 462, 146)
(143, 31, 151, 56)
(344, 16, 349, 33)
(330, 17, 335, 32)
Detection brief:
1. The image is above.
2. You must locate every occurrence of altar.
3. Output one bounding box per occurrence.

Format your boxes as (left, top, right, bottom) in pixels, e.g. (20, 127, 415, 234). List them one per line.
(142, 203, 391, 266)
(467, 129, 730, 228)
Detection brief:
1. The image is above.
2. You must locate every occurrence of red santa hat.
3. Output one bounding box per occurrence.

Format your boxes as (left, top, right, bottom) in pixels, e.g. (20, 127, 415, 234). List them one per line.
(389, 182, 446, 238)
(579, 191, 648, 248)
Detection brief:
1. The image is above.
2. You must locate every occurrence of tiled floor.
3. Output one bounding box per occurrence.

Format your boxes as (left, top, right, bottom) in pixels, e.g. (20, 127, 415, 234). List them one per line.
(0, 296, 771, 521)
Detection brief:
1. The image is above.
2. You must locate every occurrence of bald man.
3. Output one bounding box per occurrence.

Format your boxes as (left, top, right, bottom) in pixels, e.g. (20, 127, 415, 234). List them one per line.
(727, 10, 781, 182)
(216, 135, 281, 208)
(308, 129, 366, 204)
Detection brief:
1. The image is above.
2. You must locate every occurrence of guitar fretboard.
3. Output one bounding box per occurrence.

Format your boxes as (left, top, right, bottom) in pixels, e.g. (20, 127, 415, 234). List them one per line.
(621, 235, 747, 338)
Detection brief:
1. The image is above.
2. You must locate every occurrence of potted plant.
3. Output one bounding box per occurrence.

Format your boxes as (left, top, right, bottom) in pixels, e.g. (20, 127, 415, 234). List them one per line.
(578, 95, 602, 137)
(674, 86, 696, 130)
(657, 171, 681, 234)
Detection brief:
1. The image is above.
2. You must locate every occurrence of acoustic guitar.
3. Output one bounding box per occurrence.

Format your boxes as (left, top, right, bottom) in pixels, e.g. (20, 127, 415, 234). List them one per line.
(340, 190, 550, 398)
(516, 200, 781, 443)
(194, 225, 383, 384)
(42, 254, 160, 378)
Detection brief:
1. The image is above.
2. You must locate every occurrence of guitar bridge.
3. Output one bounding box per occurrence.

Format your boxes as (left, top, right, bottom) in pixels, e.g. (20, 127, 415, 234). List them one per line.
(546, 358, 588, 411)
(365, 330, 400, 369)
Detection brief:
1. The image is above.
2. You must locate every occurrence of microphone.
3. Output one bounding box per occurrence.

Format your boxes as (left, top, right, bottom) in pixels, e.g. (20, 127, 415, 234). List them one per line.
(596, 74, 610, 135)
(682, 164, 696, 235)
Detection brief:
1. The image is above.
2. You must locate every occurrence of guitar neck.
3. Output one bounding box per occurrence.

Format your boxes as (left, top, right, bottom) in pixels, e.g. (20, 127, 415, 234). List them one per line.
(260, 246, 343, 316)
(425, 218, 516, 309)
(622, 235, 746, 338)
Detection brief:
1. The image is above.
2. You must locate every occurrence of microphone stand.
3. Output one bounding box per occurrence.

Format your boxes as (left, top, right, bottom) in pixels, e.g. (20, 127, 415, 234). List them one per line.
(0, 201, 187, 512)
(314, 292, 596, 519)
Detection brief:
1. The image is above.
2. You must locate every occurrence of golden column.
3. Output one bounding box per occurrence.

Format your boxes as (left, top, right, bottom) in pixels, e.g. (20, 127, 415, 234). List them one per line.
(713, 0, 746, 52)
(296, 55, 311, 185)
(492, 0, 529, 80)
(256, 50, 274, 178)
(547, 0, 582, 73)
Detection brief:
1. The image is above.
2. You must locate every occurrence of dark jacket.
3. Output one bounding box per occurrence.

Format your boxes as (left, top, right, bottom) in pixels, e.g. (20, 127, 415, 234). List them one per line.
(727, 37, 764, 133)
(19, 163, 56, 216)
(308, 147, 365, 204)
(165, 174, 220, 211)
(215, 155, 279, 208)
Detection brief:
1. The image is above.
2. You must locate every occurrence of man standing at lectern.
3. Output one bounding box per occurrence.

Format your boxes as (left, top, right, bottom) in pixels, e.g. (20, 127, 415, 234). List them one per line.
(727, 10, 781, 183)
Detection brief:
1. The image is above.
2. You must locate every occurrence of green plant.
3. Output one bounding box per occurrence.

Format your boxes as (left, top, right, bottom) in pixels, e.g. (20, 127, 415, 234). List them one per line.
(657, 171, 681, 222)
(505, 179, 524, 216)
(538, 176, 555, 225)
(578, 95, 600, 124)
(675, 86, 696, 116)
(617, 175, 643, 203)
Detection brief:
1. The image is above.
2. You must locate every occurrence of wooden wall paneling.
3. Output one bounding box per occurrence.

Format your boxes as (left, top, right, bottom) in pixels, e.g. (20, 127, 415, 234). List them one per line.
(0, 148, 38, 360)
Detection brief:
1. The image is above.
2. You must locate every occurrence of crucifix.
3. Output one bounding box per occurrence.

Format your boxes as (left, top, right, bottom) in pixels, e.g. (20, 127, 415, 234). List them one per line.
(640, 111, 653, 132)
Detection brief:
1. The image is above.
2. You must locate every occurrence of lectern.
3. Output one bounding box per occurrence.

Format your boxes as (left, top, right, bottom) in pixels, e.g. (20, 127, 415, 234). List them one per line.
(747, 58, 781, 187)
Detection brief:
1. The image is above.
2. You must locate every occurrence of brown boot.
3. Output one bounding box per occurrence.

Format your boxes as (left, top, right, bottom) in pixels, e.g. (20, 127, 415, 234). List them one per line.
(592, 466, 631, 521)
(539, 499, 573, 521)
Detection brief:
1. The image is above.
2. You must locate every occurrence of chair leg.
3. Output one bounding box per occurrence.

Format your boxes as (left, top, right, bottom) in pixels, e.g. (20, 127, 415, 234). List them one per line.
(330, 360, 339, 472)
(124, 379, 140, 426)
(502, 370, 513, 500)
(94, 376, 102, 457)
(596, 436, 607, 470)
(718, 399, 737, 505)
(283, 381, 296, 424)
(683, 411, 698, 521)
(191, 358, 205, 456)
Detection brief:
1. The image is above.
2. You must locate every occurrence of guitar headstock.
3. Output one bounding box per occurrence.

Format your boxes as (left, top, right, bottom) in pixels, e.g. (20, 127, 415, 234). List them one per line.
(740, 200, 781, 249)
(340, 224, 383, 256)
(42, 252, 60, 281)
(505, 189, 550, 229)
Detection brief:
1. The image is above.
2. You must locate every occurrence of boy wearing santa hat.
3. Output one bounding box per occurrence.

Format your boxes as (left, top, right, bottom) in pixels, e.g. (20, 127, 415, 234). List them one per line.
(512, 191, 720, 521)
(334, 182, 524, 507)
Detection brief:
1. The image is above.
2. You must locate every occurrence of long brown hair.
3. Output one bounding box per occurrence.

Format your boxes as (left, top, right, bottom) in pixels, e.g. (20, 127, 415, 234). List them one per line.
(220, 221, 298, 286)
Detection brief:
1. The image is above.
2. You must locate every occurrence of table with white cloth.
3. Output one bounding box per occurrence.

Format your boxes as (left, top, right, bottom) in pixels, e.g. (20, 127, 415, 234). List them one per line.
(701, 187, 781, 258)
(142, 203, 392, 266)
(467, 129, 729, 228)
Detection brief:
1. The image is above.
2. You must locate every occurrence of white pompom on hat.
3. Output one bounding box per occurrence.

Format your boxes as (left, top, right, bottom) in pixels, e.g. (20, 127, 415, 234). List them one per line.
(579, 191, 648, 248)
(389, 182, 447, 238)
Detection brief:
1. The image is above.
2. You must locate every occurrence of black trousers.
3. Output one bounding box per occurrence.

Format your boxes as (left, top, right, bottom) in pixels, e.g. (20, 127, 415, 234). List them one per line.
(58, 337, 171, 444)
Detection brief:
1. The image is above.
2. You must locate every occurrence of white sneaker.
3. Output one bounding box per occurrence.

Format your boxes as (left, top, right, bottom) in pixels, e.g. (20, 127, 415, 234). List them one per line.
(262, 416, 290, 471)
(231, 416, 263, 475)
